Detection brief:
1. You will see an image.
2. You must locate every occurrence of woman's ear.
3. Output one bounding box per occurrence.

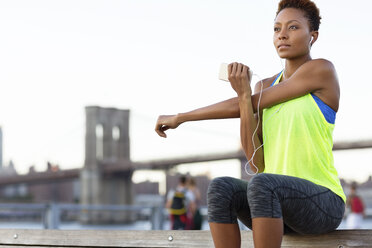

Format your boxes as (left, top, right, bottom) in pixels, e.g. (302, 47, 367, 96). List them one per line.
(310, 31, 319, 46)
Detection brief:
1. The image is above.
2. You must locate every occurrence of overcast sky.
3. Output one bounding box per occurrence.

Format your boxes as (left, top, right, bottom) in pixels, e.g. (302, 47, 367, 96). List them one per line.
(0, 0, 371, 182)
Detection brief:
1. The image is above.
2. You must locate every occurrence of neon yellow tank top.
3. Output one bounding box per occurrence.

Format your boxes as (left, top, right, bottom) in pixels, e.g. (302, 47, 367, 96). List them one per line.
(262, 71, 346, 202)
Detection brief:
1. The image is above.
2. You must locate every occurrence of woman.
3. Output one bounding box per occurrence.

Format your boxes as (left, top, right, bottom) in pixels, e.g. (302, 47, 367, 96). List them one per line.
(155, 0, 345, 247)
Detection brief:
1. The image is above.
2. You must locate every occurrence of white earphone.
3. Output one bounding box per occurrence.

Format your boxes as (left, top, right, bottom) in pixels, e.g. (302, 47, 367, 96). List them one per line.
(310, 36, 314, 45)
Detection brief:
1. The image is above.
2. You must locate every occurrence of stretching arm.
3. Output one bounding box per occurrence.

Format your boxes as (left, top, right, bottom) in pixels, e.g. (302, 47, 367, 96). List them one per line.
(155, 97, 240, 138)
(251, 59, 340, 112)
(228, 63, 264, 172)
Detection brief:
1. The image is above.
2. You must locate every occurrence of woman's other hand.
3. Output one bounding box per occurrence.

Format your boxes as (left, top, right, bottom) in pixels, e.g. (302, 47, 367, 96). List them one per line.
(155, 114, 180, 138)
(228, 62, 252, 97)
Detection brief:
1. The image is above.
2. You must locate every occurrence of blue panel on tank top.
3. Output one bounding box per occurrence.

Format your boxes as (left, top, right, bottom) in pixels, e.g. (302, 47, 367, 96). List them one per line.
(269, 71, 336, 124)
(310, 93, 336, 124)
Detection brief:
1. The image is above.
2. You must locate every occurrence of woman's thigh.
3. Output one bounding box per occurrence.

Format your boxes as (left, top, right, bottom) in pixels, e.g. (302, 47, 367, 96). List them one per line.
(247, 173, 345, 234)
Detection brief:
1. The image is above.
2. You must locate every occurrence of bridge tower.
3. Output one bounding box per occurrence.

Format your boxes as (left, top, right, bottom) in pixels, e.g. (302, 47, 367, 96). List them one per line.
(80, 106, 133, 223)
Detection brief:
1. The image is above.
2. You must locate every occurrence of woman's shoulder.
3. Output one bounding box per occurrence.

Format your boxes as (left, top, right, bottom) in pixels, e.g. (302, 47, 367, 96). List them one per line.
(300, 59, 339, 89)
(300, 58, 337, 75)
(253, 73, 280, 93)
(308, 58, 334, 66)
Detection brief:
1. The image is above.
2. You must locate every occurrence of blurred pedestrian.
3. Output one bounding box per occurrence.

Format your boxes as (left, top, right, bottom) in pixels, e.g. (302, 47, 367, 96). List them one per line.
(166, 175, 196, 230)
(188, 177, 203, 230)
(346, 182, 365, 229)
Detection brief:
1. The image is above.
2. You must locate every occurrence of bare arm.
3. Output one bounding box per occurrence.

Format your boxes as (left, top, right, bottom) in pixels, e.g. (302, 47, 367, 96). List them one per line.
(165, 199, 172, 209)
(177, 97, 240, 122)
(229, 63, 264, 172)
(155, 97, 240, 138)
(251, 59, 340, 112)
(155, 59, 339, 139)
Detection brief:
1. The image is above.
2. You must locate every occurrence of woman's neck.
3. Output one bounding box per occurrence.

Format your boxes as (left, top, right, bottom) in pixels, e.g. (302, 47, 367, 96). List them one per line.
(283, 54, 312, 79)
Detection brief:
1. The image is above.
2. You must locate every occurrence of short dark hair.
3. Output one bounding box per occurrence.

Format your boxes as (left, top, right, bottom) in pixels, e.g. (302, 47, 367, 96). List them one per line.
(276, 0, 321, 31)
(351, 181, 358, 190)
(179, 175, 187, 184)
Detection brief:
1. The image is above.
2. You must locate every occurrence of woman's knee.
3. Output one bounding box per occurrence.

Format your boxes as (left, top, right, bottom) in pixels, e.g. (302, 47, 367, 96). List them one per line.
(207, 177, 236, 200)
(247, 173, 273, 197)
(247, 174, 282, 218)
(207, 177, 248, 223)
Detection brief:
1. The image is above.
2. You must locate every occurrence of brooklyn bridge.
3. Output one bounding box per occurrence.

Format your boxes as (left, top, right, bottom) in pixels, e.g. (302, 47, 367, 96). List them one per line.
(0, 106, 371, 223)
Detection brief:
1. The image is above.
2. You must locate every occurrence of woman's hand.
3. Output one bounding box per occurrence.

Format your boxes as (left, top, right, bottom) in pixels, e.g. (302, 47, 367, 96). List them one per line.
(155, 114, 181, 138)
(228, 62, 252, 97)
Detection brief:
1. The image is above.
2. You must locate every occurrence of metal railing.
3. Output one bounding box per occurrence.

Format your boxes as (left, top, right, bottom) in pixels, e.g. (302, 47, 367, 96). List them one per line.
(0, 203, 165, 230)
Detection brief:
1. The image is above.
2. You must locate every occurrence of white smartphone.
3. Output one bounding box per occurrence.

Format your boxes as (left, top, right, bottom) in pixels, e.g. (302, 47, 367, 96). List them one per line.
(219, 63, 253, 82)
(218, 63, 229, 81)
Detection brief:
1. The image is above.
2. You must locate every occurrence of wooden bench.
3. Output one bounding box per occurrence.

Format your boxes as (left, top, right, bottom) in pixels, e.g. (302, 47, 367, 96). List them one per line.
(0, 229, 371, 247)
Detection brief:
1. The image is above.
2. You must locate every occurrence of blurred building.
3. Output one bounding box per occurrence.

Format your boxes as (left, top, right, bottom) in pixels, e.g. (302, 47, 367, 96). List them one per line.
(0, 161, 160, 204)
(0, 127, 18, 177)
(0, 160, 17, 178)
(134, 181, 159, 195)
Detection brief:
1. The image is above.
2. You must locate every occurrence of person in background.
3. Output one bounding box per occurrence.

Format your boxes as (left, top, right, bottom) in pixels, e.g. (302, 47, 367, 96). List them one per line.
(166, 175, 196, 230)
(346, 182, 365, 229)
(188, 177, 203, 230)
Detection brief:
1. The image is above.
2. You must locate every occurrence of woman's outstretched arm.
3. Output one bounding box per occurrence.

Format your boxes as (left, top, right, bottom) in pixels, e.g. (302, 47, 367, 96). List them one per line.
(155, 97, 240, 138)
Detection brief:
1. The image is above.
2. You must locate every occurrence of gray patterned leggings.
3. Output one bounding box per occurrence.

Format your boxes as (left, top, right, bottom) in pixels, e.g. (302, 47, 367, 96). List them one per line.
(207, 173, 345, 234)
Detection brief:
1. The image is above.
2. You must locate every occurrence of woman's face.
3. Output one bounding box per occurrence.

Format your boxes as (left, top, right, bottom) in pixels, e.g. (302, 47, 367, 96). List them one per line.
(273, 8, 315, 59)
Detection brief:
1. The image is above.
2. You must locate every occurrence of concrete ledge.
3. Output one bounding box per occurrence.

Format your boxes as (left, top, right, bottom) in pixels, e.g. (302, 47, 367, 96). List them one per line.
(0, 229, 371, 247)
